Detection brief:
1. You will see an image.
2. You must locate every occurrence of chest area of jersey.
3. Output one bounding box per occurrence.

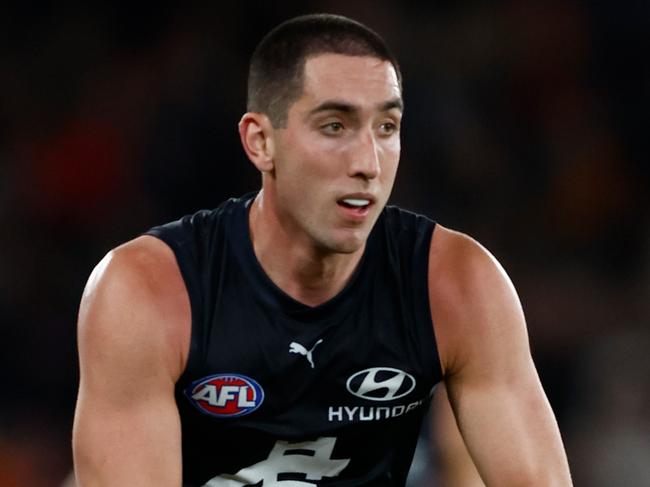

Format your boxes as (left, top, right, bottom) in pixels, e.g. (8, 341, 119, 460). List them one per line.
(182, 290, 433, 431)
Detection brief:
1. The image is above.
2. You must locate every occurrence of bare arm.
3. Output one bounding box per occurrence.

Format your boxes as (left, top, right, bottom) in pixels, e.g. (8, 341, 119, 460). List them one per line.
(73, 236, 191, 486)
(429, 226, 572, 486)
(432, 383, 485, 486)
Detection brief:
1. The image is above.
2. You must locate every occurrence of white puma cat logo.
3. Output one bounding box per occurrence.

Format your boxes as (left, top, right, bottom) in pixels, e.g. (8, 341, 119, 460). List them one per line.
(289, 339, 324, 369)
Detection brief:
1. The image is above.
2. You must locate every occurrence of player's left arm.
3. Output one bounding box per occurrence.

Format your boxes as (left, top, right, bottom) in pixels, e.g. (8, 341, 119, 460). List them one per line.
(428, 225, 572, 486)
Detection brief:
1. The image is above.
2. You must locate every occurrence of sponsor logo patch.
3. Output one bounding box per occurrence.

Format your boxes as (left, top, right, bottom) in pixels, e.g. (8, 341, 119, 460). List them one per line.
(346, 367, 416, 401)
(289, 338, 323, 369)
(186, 373, 264, 418)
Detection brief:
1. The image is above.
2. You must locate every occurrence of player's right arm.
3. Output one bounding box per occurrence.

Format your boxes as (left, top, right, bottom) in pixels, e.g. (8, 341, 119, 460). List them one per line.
(73, 236, 191, 486)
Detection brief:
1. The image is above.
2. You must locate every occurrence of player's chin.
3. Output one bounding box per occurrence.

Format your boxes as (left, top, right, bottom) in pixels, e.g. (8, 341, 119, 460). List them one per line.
(327, 228, 369, 254)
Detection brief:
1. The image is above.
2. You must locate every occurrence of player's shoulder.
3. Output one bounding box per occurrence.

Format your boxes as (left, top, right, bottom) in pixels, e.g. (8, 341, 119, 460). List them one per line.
(428, 225, 524, 373)
(89, 235, 181, 301)
(427, 225, 519, 325)
(78, 235, 191, 378)
(429, 224, 507, 290)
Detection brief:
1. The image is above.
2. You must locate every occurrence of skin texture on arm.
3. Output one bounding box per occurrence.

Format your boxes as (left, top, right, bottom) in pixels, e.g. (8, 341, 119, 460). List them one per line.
(432, 383, 485, 486)
(429, 226, 572, 486)
(73, 236, 191, 486)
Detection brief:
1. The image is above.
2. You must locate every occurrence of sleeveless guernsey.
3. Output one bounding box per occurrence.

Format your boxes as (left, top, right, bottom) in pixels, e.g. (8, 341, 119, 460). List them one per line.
(146, 193, 443, 487)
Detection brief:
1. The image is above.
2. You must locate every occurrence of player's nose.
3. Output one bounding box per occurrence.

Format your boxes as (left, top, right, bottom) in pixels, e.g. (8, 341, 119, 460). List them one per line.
(349, 129, 380, 180)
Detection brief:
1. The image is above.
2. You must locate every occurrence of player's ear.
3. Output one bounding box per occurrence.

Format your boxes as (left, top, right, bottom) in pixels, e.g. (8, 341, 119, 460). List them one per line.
(238, 112, 275, 173)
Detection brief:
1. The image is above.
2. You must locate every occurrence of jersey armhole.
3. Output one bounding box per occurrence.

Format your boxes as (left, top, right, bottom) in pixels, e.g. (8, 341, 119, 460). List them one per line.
(414, 219, 444, 386)
(144, 229, 203, 376)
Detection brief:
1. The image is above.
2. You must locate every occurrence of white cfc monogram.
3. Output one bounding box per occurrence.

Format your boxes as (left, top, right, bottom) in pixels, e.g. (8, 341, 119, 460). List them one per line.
(203, 437, 350, 487)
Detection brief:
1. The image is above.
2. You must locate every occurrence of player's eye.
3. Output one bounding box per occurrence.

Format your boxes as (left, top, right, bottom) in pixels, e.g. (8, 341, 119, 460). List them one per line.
(321, 122, 344, 135)
(379, 122, 398, 136)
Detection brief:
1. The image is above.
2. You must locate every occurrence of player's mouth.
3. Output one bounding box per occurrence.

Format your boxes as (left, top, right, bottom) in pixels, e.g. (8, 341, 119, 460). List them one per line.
(337, 194, 375, 220)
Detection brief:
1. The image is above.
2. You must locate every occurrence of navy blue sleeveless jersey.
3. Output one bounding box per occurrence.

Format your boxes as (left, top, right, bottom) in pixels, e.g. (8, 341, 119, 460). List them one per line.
(146, 193, 443, 487)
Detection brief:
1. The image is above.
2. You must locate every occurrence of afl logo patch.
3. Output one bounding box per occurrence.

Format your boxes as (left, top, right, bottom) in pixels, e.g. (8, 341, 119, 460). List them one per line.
(185, 374, 264, 418)
(346, 367, 416, 401)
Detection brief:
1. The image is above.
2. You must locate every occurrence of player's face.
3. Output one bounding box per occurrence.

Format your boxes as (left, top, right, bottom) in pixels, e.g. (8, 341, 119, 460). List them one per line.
(270, 53, 403, 254)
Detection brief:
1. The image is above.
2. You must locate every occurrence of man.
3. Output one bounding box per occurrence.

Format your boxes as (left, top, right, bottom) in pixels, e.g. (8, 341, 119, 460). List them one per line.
(73, 14, 572, 486)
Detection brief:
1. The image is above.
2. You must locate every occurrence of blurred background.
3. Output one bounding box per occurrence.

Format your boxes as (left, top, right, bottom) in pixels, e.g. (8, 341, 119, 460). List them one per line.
(0, 2, 648, 486)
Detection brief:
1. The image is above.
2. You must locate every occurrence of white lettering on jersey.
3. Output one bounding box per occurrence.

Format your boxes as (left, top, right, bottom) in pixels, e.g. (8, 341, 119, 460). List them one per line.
(202, 437, 350, 487)
(192, 384, 218, 404)
(328, 408, 343, 422)
(192, 384, 255, 408)
(237, 387, 256, 407)
(344, 407, 358, 421)
(327, 398, 427, 423)
(216, 386, 239, 406)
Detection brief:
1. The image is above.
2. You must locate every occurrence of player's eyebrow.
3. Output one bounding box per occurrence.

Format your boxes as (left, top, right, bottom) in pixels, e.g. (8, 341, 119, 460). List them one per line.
(379, 98, 404, 113)
(307, 98, 404, 117)
(308, 101, 357, 116)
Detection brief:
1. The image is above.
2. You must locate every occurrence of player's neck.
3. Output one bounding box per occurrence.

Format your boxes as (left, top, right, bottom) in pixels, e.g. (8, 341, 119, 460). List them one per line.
(248, 191, 364, 307)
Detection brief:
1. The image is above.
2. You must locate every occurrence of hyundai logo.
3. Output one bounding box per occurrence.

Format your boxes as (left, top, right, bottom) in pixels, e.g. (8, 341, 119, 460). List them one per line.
(346, 367, 416, 401)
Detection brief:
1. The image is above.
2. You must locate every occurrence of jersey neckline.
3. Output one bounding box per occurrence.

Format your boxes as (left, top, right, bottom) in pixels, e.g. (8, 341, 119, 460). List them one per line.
(230, 192, 379, 322)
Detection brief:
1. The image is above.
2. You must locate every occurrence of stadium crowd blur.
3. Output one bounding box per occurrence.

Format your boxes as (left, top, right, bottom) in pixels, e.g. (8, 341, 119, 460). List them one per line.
(1, 3, 648, 486)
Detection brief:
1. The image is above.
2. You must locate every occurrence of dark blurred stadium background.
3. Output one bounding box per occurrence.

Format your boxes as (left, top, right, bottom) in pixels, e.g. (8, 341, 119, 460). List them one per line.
(0, 2, 648, 486)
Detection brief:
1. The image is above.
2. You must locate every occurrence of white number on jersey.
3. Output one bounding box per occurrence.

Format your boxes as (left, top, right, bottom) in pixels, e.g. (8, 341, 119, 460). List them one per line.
(203, 437, 350, 487)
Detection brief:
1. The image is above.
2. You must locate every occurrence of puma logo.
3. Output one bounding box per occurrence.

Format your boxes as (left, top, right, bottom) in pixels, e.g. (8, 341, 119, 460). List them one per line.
(289, 339, 324, 369)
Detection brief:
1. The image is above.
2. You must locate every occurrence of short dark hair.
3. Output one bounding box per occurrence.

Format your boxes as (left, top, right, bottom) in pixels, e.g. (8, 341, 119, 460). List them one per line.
(247, 14, 402, 128)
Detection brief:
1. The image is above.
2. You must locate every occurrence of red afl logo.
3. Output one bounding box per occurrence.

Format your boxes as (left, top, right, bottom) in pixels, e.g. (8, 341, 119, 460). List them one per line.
(185, 374, 264, 418)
